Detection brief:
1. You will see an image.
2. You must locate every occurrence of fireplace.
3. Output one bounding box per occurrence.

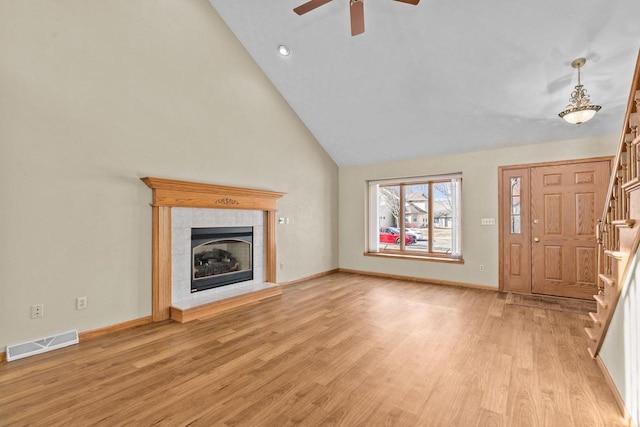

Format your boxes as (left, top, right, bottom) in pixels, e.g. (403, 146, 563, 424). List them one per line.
(142, 177, 284, 322)
(191, 227, 253, 293)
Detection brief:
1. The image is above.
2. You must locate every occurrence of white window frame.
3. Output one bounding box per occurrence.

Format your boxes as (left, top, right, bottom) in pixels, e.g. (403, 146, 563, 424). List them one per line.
(367, 173, 463, 261)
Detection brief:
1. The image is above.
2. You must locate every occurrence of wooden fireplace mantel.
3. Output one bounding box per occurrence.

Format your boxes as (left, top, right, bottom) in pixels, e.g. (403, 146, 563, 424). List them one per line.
(141, 177, 285, 321)
(141, 177, 285, 210)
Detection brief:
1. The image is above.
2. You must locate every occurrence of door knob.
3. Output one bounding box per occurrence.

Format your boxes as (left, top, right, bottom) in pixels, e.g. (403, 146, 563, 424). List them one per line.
(533, 237, 540, 242)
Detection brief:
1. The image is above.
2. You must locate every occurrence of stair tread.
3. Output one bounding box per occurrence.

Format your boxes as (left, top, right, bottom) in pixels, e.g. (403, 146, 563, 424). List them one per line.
(604, 250, 627, 260)
(611, 218, 636, 228)
(621, 176, 640, 191)
(598, 273, 616, 286)
(584, 327, 597, 342)
(588, 312, 602, 325)
(593, 294, 608, 309)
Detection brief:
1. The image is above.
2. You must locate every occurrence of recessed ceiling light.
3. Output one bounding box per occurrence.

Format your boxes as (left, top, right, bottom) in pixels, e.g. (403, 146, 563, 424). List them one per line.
(278, 45, 290, 57)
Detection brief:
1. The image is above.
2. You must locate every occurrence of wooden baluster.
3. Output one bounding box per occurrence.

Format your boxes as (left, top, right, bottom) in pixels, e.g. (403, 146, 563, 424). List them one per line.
(633, 107, 639, 180)
(617, 180, 622, 220)
(620, 152, 629, 197)
(636, 142, 640, 181)
(610, 206, 617, 249)
(610, 199, 616, 226)
(606, 212, 612, 252)
(596, 220, 604, 292)
(618, 172, 623, 219)
(618, 173, 628, 218)
(625, 190, 630, 220)
(609, 215, 616, 251)
(626, 133, 636, 179)
(605, 221, 612, 275)
(631, 112, 639, 140)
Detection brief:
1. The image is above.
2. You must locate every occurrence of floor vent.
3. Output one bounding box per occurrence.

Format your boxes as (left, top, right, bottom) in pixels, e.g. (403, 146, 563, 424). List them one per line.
(6, 330, 79, 362)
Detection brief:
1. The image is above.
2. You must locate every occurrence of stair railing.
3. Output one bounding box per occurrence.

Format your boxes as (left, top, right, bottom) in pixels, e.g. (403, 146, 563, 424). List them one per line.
(590, 49, 640, 357)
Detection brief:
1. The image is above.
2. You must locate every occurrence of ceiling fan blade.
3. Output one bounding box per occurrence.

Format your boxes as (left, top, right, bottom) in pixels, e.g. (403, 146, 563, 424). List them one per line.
(294, 0, 332, 15)
(350, 0, 364, 36)
(394, 0, 420, 4)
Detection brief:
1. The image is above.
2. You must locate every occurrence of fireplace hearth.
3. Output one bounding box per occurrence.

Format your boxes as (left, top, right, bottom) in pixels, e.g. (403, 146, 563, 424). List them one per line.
(191, 227, 253, 293)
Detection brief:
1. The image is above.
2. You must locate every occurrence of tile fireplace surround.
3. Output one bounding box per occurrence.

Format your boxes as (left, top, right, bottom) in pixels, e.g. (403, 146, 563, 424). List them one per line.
(142, 177, 285, 322)
(171, 208, 264, 302)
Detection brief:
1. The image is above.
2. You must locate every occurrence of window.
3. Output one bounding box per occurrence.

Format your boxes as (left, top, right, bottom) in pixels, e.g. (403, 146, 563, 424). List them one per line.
(510, 177, 521, 234)
(367, 173, 462, 261)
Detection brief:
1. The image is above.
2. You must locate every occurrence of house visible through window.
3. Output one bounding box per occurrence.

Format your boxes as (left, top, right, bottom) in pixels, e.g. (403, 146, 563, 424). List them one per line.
(367, 173, 463, 260)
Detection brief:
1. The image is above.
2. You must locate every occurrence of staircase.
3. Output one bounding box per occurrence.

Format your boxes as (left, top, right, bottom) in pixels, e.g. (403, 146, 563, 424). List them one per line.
(586, 50, 640, 358)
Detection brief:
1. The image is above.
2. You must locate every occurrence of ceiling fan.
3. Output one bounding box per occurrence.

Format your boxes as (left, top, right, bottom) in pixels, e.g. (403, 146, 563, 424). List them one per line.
(293, 0, 420, 37)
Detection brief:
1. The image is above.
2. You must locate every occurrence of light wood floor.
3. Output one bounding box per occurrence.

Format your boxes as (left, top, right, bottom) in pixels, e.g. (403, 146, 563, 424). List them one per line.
(0, 273, 628, 426)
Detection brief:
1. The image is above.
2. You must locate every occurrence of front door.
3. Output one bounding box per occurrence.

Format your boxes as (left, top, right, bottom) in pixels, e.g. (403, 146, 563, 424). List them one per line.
(500, 158, 611, 299)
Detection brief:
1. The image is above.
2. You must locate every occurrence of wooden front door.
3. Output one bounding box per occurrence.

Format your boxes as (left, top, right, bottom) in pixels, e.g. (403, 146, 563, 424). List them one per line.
(500, 158, 611, 299)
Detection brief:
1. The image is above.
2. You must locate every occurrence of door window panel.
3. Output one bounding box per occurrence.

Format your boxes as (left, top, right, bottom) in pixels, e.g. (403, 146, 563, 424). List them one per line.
(510, 177, 521, 234)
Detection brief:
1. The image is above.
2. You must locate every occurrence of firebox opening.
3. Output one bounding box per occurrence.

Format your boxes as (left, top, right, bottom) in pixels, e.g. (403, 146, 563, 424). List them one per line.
(191, 227, 253, 293)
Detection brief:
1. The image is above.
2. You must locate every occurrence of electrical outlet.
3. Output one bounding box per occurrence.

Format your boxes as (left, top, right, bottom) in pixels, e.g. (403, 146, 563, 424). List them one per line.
(479, 264, 485, 272)
(76, 296, 88, 310)
(280, 262, 284, 270)
(31, 304, 44, 319)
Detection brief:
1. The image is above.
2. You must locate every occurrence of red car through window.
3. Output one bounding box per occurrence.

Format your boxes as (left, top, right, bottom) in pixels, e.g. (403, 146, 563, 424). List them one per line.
(379, 227, 416, 245)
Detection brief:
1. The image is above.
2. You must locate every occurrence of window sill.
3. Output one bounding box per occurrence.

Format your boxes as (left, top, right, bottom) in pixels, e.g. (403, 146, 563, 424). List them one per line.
(364, 251, 464, 264)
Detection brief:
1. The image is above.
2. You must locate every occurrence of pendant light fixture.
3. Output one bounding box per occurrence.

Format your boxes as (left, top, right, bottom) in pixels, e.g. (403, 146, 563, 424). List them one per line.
(558, 58, 601, 125)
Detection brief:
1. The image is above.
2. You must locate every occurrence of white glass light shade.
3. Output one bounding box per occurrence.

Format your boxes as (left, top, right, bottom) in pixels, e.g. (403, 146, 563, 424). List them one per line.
(559, 105, 600, 125)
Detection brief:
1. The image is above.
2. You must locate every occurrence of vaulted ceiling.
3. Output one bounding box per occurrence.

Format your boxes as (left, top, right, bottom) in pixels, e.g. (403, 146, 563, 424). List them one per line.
(208, 0, 640, 166)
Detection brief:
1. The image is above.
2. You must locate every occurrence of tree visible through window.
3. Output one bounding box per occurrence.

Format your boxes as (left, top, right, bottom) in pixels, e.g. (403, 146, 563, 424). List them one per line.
(368, 174, 462, 260)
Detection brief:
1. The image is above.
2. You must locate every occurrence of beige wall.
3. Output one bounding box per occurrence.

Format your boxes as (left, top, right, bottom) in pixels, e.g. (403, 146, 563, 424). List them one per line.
(339, 136, 618, 287)
(0, 0, 338, 350)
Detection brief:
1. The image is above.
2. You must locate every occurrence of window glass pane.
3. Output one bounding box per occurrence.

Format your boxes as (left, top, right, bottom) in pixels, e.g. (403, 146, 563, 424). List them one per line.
(511, 216, 521, 234)
(369, 174, 462, 259)
(511, 177, 520, 196)
(432, 182, 453, 254)
(510, 177, 521, 234)
(404, 184, 429, 253)
(378, 185, 401, 250)
(511, 196, 520, 214)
